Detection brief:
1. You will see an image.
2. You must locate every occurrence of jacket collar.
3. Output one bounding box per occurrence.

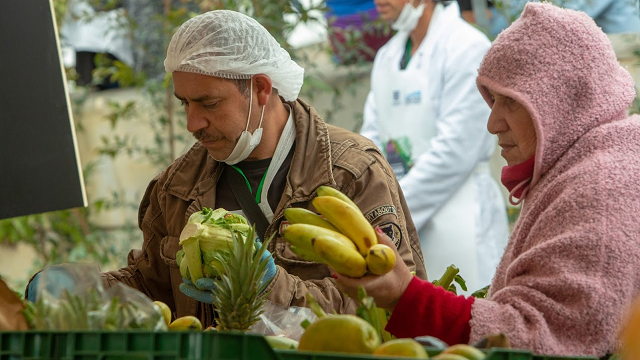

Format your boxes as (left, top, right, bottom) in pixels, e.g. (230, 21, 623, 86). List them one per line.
(287, 98, 335, 199)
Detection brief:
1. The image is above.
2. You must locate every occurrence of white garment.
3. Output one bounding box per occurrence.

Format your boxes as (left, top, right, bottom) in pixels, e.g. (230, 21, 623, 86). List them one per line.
(361, 2, 509, 294)
(232, 107, 296, 226)
(60, 0, 134, 66)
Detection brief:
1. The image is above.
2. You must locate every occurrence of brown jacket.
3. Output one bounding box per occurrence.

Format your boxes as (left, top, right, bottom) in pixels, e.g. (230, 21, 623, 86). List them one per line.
(102, 98, 427, 327)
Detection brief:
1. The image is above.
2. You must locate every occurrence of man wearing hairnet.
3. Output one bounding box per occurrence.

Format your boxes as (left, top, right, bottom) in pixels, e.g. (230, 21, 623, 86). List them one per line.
(40, 10, 427, 325)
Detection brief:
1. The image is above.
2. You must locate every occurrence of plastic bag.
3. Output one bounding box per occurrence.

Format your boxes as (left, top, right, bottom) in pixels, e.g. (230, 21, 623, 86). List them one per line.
(249, 300, 317, 341)
(27, 263, 166, 331)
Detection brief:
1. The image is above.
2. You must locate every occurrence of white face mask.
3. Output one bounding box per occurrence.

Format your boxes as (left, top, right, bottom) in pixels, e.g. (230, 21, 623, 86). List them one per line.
(392, 1, 426, 32)
(215, 77, 265, 165)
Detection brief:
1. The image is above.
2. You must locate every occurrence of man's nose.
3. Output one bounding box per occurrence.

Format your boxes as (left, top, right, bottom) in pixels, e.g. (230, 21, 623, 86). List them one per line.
(186, 106, 208, 133)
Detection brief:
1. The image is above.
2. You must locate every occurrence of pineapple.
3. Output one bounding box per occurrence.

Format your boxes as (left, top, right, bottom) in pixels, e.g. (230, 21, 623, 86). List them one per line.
(211, 226, 273, 331)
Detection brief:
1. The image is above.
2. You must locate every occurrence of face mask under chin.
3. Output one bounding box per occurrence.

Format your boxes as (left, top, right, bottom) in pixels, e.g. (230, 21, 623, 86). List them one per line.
(214, 77, 266, 165)
(392, 1, 426, 32)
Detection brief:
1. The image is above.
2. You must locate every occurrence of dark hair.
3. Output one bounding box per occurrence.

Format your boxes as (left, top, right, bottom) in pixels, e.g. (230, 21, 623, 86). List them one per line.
(228, 77, 279, 98)
(229, 78, 250, 97)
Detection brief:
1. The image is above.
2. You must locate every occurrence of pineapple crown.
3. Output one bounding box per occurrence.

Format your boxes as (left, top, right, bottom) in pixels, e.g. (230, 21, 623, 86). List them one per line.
(210, 226, 274, 331)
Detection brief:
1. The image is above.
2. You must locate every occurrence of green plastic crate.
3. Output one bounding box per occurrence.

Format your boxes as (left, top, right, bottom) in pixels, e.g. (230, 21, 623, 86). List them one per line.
(0, 331, 280, 360)
(277, 347, 599, 360)
(0, 331, 601, 360)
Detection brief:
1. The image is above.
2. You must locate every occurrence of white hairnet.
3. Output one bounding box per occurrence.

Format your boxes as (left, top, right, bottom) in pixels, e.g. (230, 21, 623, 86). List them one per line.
(164, 10, 304, 102)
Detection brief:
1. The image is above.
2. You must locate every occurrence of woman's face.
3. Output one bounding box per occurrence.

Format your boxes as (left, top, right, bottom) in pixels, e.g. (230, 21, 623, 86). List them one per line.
(486, 89, 538, 166)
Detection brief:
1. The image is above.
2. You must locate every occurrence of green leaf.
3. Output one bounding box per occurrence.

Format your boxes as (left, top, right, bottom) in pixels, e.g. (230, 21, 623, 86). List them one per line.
(453, 274, 467, 292)
(471, 285, 490, 299)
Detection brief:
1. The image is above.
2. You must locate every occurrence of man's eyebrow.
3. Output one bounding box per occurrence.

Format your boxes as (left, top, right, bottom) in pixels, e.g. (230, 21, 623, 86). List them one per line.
(173, 93, 218, 102)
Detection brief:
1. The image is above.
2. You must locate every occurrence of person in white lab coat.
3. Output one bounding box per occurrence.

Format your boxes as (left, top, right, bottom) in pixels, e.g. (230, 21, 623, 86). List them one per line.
(361, 0, 509, 293)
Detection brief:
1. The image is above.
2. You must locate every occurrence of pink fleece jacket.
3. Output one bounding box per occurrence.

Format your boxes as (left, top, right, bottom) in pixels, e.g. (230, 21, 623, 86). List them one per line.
(472, 2, 640, 356)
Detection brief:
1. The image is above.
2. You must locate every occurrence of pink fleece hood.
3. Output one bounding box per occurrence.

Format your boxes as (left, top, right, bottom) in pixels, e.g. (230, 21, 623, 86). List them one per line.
(468, 3, 640, 355)
(476, 2, 636, 192)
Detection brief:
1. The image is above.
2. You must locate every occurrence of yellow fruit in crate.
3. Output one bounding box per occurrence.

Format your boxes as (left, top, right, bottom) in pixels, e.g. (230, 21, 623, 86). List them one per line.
(168, 316, 203, 331)
(298, 314, 381, 354)
(265, 335, 299, 350)
(373, 338, 429, 358)
(431, 354, 468, 360)
(365, 244, 396, 275)
(438, 344, 486, 360)
(153, 301, 172, 327)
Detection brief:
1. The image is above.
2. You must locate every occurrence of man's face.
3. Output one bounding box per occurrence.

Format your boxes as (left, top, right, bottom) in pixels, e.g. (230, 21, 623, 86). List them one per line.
(173, 71, 254, 160)
(374, 0, 411, 23)
(486, 89, 538, 166)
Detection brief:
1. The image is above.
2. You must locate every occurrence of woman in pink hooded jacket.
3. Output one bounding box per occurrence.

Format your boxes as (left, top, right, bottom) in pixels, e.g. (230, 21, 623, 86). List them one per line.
(336, 2, 640, 356)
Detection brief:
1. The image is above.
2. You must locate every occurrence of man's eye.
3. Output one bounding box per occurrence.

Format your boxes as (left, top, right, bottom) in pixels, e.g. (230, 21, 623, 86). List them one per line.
(180, 101, 188, 107)
(204, 103, 217, 109)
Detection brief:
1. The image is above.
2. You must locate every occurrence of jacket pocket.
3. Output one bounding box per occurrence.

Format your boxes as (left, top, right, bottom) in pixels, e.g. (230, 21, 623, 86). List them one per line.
(160, 236, 181, 267)
(332, 141, 376, 180)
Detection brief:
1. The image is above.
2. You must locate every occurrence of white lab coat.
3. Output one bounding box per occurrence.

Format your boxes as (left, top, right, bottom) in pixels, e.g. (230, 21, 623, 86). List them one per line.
(361, 3, 509, 294)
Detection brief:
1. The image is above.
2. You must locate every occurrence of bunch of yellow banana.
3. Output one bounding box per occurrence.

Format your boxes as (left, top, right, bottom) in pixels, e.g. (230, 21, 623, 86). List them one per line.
(282, 186, 396, 278)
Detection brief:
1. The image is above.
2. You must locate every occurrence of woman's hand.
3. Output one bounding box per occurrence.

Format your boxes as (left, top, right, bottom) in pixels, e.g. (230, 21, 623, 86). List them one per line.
(334, 227, 414, 310)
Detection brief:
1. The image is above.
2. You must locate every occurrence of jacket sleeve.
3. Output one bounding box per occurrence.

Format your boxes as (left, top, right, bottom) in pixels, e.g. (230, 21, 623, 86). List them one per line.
(100, 175, 176, 308)
(399, 34, 494, 230)
(386, 276, 474, 345)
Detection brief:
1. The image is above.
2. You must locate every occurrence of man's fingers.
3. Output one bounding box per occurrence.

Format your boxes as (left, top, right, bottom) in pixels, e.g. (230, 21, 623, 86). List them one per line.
(194, 277, 217, 290)
(179, 282, 214, 303)
(178, 282, 195, 297)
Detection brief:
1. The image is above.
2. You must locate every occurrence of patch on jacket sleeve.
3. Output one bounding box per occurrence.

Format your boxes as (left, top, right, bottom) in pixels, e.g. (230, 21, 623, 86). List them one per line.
(364, 205, 397, 223)
(379, 222, 402, 248)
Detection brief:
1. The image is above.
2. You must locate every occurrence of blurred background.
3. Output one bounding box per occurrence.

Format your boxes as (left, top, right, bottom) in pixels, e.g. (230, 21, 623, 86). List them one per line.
(2, 0, 639, 291)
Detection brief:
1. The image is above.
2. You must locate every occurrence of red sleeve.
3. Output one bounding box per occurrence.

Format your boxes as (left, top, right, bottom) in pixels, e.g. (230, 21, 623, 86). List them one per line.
(385, 276, 474, 345)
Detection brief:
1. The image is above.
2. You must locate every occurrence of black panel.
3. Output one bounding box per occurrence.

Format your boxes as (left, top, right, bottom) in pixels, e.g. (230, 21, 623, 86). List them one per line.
(0, 0, 86, 219)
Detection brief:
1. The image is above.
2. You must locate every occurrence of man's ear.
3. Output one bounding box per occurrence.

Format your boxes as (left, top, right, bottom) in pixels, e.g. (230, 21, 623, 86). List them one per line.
(253, 74, 273, 106)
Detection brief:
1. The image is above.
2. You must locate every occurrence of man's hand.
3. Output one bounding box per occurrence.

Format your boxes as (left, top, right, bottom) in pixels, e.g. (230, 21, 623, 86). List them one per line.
(179, 277, 217, 304)
(255, 240, 277, 289)
(179, 240, 277, 303)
